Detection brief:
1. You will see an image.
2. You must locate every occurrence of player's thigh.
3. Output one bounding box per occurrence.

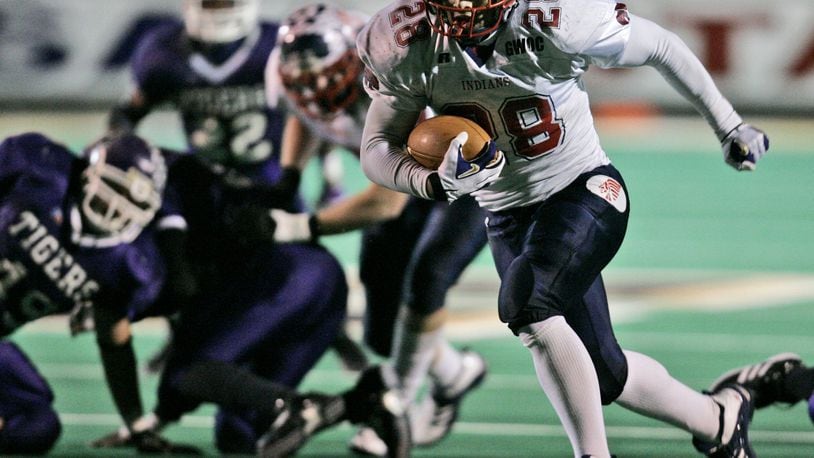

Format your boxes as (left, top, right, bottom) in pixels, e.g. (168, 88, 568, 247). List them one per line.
(360, 197, 433, 355)
(490, 165, 630, 332)
(173, 243, 346, 363)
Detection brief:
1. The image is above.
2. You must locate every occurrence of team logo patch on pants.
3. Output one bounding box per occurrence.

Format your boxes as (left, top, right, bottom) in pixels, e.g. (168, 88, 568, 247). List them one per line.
(586, 175, 627, 213)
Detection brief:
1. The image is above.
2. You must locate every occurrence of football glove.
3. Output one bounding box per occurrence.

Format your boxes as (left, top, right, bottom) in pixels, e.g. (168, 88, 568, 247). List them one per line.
(269, 209, 315, 243)
(722, 123, 769, 171)
(437, 132, 505, 202)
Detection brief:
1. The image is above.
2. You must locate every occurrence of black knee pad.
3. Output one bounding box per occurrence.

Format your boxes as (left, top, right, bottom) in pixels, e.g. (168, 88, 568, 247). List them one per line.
(498, 254, 535, 325)
(595, 349, 629, 405)
(499, 254, 558, 334)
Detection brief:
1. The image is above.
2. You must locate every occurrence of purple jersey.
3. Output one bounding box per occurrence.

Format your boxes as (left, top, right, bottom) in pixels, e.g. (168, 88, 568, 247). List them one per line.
(131, 20, 285, 184)
(0, 133, 164, 335)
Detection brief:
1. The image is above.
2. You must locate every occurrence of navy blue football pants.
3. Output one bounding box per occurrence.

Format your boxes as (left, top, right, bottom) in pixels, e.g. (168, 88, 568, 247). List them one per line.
(486, 164, 630, 403)
(360, 195, 488, 356)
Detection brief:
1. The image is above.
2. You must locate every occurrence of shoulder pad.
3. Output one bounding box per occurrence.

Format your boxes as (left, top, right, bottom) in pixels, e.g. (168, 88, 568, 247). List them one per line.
(524, 0, 618, 54)
(0, 133, 75, 184)
(131, 21, 186, 87)
(357, 0, 434, 98)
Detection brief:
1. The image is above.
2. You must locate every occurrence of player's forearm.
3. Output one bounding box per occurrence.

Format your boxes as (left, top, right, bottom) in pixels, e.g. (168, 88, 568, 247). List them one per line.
(95, 312, 144, 427)
(280, 115, 320, 170)
(96, 337, 144, 426)
(618, 15, 742, 140)
(360, 99, 434, 199)
(315, 183, 409, 234)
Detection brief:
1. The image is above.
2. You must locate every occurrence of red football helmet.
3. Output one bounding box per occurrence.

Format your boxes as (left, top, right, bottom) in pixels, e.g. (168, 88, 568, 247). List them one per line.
(424, 0, 516, 42)
(277, 4, 367, 120)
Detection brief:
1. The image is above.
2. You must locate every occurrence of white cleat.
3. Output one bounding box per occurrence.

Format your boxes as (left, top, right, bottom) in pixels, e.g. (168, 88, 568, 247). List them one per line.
(411, 349, 488, 447)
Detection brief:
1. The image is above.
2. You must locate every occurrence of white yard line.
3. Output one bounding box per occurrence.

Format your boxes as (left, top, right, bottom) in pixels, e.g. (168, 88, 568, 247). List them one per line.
(58, 413, 814, 445)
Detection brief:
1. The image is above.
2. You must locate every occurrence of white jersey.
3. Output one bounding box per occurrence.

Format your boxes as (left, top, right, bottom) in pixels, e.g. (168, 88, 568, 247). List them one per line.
(358, 0, 741, 211)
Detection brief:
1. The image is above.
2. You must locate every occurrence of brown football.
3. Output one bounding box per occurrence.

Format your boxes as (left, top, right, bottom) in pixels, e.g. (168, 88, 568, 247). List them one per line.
(406, 115, 491, 169)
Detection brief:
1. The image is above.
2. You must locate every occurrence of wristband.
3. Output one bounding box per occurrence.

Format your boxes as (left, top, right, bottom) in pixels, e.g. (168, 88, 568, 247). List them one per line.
(427, 173, 447, 201)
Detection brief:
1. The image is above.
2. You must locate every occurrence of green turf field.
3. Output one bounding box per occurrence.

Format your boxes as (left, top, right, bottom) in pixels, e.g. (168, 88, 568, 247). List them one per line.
(4, 114, 814, 456)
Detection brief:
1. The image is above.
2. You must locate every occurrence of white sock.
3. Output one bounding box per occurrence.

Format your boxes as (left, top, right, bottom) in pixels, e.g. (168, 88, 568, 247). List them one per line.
(390, 316, 442, 403)
(519, 316, 610, 458)
(615, 350, 720, 442)
(429, 338, 463, 388)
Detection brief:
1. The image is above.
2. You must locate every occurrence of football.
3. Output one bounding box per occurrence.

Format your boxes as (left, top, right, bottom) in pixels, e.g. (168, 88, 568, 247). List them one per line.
(406, 115, 491, 169)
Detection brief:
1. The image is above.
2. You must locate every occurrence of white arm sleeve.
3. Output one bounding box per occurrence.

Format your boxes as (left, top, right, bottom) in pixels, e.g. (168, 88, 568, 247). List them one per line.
(614, 14, 742, 140)
(360, 97, 432, 199)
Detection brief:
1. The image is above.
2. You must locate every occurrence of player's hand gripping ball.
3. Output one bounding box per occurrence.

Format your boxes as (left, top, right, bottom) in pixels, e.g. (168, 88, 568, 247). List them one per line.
(406, 115, 492, 169)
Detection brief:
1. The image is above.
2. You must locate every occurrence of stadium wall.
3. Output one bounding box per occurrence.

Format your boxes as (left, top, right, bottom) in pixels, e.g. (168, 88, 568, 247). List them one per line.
(0, 0, 812, 113)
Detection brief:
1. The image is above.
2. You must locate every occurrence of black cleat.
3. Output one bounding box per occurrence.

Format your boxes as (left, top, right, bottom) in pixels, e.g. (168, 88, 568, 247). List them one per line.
(693, 384, 755, 458)
(256, 393, 345, 457)
(710, 353, 803, 408)
(345, 366, 411, 458)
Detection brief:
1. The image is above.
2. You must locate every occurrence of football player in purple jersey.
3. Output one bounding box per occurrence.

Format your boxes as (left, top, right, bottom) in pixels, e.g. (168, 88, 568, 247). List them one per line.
(108, 0, 365, 377)
(0, 132, 408, 456)
(92, 2, 402, 453)
(351, 0, 810, 456)
(90, 153, 409, 456)
(0, 133, 172, 453)
(264, 4, 489, 454)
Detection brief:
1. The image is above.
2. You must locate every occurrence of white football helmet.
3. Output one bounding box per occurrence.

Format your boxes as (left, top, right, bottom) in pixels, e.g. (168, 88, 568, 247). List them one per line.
(80, 135, 166, 244)
(183, 0, 260, 43)
(277, 4, 367, 120)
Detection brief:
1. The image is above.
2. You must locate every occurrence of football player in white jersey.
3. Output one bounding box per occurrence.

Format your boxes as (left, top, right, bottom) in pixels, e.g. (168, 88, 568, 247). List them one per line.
(356, 0, 778, 457)
(265, 3, 490, 455)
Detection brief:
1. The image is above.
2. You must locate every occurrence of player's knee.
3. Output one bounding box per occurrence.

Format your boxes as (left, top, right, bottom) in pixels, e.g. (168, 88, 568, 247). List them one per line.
(0, 407, 61, 454)
(498, 255, 534, 324)
(598, 372, 627, 404)
(596, 350, 629, 404)
(498, 254, 558, 334)
(406, 267, 449, 316)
